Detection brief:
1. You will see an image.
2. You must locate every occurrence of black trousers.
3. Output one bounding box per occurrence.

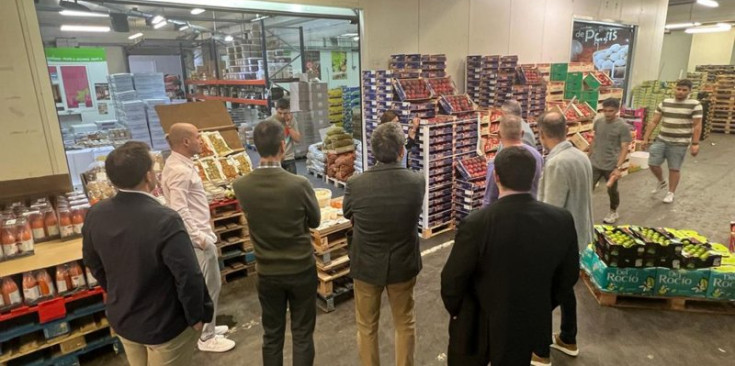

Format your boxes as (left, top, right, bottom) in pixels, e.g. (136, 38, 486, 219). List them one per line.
(281, 159, 297, 174)
(258, 266, 318, 366)
(535, 289, 577, 358)
(592, 167, 620, 210)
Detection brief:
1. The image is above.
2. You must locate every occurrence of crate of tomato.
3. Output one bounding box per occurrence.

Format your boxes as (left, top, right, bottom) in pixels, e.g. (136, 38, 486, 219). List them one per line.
(439, 94, 477, 114)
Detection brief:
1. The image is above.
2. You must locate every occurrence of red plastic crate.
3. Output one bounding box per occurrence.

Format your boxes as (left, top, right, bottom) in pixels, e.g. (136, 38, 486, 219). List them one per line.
(0, 287, 104, 324)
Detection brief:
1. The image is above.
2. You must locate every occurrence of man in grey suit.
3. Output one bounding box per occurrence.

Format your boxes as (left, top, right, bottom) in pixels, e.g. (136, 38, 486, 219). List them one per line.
(344, 122, 426, 366)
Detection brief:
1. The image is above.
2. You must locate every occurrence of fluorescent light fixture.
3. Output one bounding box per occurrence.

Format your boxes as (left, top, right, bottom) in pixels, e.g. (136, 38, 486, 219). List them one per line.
(154, 21, 168, 29)
(665, 22, 701, 29)
(696, 0, 719, 8)
(685, 23, 731, 34)
(341, 33, 358, 37)
(60, 25, 110, 32)
(152, 15, 165, 24)
(191, 8, 206, 15)
(128, 32, 144, 39)
(224, 35, 234, 42)
(59, 10, 108, 17)
(250, 15, 270, 22)
(352, 36, 359, 41)
(179, 24, 190, 31)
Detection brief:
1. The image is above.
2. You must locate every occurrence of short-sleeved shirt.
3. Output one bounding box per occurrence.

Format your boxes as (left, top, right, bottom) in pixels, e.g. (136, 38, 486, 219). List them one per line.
(263, 115, 300, 161)
(655, 98, 703, 146)
(590, 116, 633, 171)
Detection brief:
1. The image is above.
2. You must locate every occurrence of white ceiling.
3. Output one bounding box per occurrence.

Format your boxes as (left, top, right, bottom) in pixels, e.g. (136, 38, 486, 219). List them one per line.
(35, 0, 358, 47)
(667, 0, 735, 24)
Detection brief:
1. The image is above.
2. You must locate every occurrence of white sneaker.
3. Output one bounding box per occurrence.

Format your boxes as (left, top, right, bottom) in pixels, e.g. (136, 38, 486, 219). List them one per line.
(198, 335, 236, 353)
(663, 192, 675, 204)
(215, 325, 229, 335)
(651, 180, 667, 194)
(603, 210, 619, 224)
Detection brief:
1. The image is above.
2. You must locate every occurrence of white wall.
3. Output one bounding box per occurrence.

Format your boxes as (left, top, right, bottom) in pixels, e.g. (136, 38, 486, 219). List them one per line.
(104, 47, 127, 74)
(660, 31, 692, 81)
(688, 30, 735, 72)
(128, 55, 183, 78)
(360, 0, 669, 92)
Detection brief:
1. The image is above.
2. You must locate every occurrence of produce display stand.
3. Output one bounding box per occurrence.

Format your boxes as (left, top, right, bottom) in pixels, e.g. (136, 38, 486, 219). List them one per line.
(410, 115, 479, 239)
(0, 239, 122, 365)
(311, 219, 352, 313)
(581, 271, 735, 315)
(209, 199, 256, 283)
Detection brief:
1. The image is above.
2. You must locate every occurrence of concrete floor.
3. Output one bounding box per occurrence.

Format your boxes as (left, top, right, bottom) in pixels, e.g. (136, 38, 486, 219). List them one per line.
(87, 134, 735, 366)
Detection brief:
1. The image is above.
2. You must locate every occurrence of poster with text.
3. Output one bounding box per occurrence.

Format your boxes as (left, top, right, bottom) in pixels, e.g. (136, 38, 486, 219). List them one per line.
(305, 51, 322, 80)
(331, 51, 347, 80)
(571, 21, 635, 90)
(60, 65, 93, 109)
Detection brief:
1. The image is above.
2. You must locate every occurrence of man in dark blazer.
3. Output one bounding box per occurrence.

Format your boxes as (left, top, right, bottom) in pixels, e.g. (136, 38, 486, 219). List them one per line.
(344, 122, 426, 366)
(441, 146, 579, 366)
(83, 141, 213, 366)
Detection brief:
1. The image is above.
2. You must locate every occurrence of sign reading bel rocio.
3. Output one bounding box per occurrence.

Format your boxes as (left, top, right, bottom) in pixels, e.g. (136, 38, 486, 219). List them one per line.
(571, 20, 635, 91)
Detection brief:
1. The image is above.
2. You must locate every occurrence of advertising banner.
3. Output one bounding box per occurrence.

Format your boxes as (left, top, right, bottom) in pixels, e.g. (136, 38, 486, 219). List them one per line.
(571, 21, 635, 91)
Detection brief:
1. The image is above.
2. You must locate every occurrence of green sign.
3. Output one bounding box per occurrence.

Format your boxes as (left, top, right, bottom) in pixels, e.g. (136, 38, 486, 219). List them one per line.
(45, 48, 107, 62)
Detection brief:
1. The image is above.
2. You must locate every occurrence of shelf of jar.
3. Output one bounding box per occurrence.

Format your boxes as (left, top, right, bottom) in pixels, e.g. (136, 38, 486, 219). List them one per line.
(0, 238, 82, 277)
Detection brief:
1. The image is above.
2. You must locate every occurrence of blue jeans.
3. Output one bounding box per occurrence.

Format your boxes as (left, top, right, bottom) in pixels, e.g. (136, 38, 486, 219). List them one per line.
(648, 140, 688, 170)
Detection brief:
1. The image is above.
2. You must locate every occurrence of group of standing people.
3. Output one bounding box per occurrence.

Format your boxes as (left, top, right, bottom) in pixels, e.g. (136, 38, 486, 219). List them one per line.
(80, 78, 703, 366)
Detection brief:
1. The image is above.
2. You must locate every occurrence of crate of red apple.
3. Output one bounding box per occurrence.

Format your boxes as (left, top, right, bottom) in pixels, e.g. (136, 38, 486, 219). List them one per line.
(394, 78, 434, 101)
(457, 155, 488, 181)
(426, 77, 458, 96)
(439, 94, 477, 114)
(591, 71, 614, 87)
(573, 102, 596, 121)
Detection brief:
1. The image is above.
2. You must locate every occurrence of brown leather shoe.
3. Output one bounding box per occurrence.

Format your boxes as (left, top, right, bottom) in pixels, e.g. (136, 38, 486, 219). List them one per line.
(530, 353, 551, 366)
(551, 333, 579, 357)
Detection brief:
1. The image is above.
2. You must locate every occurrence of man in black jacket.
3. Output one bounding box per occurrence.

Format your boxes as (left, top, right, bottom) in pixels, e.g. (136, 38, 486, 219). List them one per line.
(83, 141, 213, 366)
(344, 122, 425, 366)
(441, 146, 579, 366)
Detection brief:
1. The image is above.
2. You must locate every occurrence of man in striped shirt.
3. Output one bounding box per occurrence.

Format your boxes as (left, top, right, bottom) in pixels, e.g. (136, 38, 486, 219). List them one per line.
(642, 79, 702, 203)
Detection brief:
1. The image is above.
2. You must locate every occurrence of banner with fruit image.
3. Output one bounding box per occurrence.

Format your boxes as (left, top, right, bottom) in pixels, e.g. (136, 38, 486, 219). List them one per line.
(331, 51, 347, 80)
(571, 20, 635, 91)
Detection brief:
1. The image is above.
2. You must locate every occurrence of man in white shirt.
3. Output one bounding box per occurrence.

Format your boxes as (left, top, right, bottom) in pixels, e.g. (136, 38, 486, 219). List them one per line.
(161, 123, 236, 353)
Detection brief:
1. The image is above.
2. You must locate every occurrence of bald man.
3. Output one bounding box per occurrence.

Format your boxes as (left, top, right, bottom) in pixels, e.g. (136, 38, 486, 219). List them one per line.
(161, 123, 236, 353)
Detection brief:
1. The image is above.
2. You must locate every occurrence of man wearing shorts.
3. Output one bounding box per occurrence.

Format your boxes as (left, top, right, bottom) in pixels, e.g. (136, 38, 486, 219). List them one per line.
(642, 79, 702, 204)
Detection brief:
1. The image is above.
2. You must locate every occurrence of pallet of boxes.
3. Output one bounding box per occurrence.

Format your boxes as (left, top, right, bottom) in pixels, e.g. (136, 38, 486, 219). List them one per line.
(310, 194, 353, 312)
(323, 126, 356, 188)
(581, 225, 735, 314)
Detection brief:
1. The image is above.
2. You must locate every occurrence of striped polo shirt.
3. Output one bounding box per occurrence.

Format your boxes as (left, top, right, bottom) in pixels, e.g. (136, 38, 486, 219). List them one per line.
(655, 98, 703, 145)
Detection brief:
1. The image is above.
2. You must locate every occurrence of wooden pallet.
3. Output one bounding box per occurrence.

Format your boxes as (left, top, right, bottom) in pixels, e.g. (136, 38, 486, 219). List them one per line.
(711, 129, 735, 135)
(325, 176, 347, 189)
(311, 221, 352, 253)
(317, 279, 354, 313)
(581, 271, 735, 315)
(317, 266, 351, 297)
(420, 221, 455, 239)
(220, 263, 256, 283)
(316, 248, 349, 272)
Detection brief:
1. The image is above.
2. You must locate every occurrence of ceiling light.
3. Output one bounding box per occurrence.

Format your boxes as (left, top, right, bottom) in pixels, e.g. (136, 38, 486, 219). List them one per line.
(685, 23, 731, 34)
(60, 25, 110, 32)
(191, 8, 206, 15)
(178, 24, 190, 31)
(341, 33, 358, 37)
(128, 32, 143, 39)
(59, 10, 108, 18)
(224, 35, 234, 42)
(152, 15, 165, 24)
(154, 21, 167, 29)
(352, 36, 359, 41)
(696, 0, 719, 8)
(250, 15, 270, 22)
(665, 22, 701, 30)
